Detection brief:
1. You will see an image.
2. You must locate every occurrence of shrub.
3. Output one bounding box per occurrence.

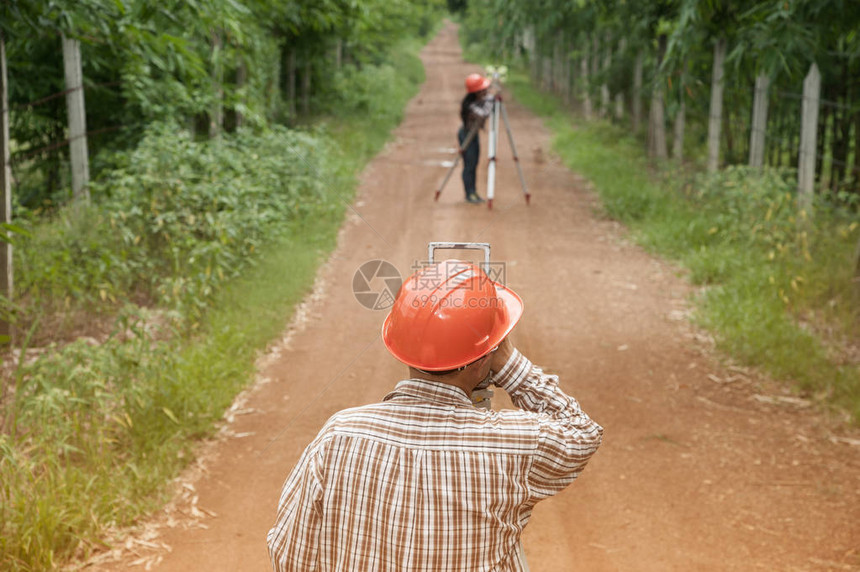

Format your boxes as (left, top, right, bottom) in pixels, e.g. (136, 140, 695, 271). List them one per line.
(14, 124, 337, 328)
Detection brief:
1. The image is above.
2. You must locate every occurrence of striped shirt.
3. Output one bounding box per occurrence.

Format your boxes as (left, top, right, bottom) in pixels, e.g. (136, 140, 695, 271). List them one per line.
(267, 350, 603, 571)
(463, 96, 494, 134)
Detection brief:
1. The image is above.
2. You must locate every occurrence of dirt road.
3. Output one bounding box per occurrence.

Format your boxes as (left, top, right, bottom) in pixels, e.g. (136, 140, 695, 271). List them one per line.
(93, 23, 860, 571)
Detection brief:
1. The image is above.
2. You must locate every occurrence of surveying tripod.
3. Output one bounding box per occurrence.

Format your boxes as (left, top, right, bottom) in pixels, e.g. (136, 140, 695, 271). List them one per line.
(435, 74, 530, 209)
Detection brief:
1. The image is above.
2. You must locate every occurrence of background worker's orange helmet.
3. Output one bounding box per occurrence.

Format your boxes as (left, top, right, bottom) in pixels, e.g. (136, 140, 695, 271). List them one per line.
(382, 260, 523, 371)
(465, 73, 491, 94)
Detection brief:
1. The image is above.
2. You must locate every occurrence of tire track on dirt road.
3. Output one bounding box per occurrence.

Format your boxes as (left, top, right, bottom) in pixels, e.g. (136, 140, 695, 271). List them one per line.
(92, 22, 860, 572)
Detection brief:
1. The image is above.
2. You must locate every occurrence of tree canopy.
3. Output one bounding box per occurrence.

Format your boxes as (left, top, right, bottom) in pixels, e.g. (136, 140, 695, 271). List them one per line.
(1, 0, 444, 207)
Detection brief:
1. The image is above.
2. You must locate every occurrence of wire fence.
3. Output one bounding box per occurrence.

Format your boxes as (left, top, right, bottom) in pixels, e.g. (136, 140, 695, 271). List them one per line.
(4, 81, 121, 114)
(526, 44, 860, 197)
(11, 124, 130, 165)
(3, 75, 144, 208)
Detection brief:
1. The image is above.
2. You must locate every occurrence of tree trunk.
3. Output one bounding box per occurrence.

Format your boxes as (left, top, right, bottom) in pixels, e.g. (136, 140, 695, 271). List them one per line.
(235, 57, 246, 129)
(554, 30, 563, 94)
(569, 38, 577, 106)
(723, 95, 734, 163)
(649, 36, 668, 160)
(527, 27, 539, 82)
(782, 102, 792, 168)
(768, 109, 779, 167)
(563, 37, 572, 105)
(209, 31, 223, 138)
(591, 34, 600, 109)
(0, 30, 13, 342)
(523, 30, 531, 80)
(815, 84, 830, 184)
(831, 63, 850, 190)
(855, 235, 860, 284)
(773, 109, 783, 167)
(581, 53, 592, 120)
(287, 50, 296, 119)
(791, 110, 801, 170)
(543, 51, 552, 92)
(749, 74, 769, 168)
(739, 89, 748, 162)
(673, 100, 686, 160)
(543, 30, 553, 92)
(855, 100, 860, 195)
(707, 37, 726, 172)
(672, 59, 688, 160)
(649, 91, 668, 160)
(48, 120, 61, 198)
(62, 34, 90, 201)
(302, 58, 311, 117)
(600, 32, 611, 118)
(614, 39, 626, 120)
(633, 52, 643, 133)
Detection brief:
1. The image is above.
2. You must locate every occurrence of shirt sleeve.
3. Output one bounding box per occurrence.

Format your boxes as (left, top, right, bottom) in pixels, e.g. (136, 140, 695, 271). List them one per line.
(267, 441, 325, 571)
(492, 349, 604, 501)
(465, 97, 495, 132)
(471, 97, 494, 118)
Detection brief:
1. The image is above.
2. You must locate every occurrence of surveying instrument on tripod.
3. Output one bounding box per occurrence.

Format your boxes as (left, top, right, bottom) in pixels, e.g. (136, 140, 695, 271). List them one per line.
(435, 66, 530, 209)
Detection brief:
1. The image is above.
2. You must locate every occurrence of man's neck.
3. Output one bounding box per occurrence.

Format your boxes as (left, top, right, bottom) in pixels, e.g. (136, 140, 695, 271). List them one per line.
(408, 367, 478, 396)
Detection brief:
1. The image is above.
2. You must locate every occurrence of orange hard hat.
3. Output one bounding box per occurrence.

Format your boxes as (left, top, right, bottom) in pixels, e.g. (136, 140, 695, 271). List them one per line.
(465, 73, 491, 94)
(382, 260, 523, 371)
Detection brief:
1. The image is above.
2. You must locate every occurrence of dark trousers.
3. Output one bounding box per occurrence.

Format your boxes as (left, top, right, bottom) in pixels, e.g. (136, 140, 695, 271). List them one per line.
(458, 126, 480, 198)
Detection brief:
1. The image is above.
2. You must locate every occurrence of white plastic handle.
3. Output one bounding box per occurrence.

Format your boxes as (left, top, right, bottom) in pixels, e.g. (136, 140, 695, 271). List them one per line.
(427, 242, 491, 274)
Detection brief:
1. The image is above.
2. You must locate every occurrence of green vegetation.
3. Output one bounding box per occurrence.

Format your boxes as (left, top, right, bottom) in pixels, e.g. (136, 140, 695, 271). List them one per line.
(17, 125, 337, 327)
(0, 8, 437, 570)
(458, 1, 860, 190)
(1, 223, 329, 570)
(457, 0, 860, 421)
(504, 69, 860, 421)
(3, 0, 443, 208)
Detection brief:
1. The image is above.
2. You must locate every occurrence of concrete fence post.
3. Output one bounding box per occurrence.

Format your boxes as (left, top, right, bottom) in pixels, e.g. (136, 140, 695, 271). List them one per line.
(706, 37, 726, 173)
(0, 31, 13, 341)
(749, 73, 770, 168)
(798, 63, 821, 211)
(62, 34, 90, 201)
(632, 52, 642, 132)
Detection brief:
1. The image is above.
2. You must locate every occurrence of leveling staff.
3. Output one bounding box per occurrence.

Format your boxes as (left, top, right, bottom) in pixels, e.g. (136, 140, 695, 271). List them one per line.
(268, 261, 603, 571)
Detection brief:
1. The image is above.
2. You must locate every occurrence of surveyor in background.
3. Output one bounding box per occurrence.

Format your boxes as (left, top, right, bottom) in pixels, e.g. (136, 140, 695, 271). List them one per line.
(459, 73, 495, 204)
(268, 260, 603, 571)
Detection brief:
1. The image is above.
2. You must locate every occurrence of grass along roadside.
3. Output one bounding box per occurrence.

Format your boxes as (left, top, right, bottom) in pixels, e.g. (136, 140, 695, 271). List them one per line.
(1, 220, 333, 570)
(503, 69, 860, 423)
(0, 35, 428, 571)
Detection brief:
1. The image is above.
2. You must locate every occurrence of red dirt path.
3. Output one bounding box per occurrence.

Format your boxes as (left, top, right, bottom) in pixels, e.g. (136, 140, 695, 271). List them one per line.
(89, 23, 860, 572)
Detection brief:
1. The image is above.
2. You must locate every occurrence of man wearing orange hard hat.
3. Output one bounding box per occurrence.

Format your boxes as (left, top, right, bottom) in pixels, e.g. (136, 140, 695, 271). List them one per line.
(459, 73, 495, 203)
(268, 261, 603, 571)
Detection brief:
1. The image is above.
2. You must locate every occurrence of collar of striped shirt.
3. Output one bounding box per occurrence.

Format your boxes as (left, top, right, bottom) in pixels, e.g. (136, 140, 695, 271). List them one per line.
(383, 378, 473, 408)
